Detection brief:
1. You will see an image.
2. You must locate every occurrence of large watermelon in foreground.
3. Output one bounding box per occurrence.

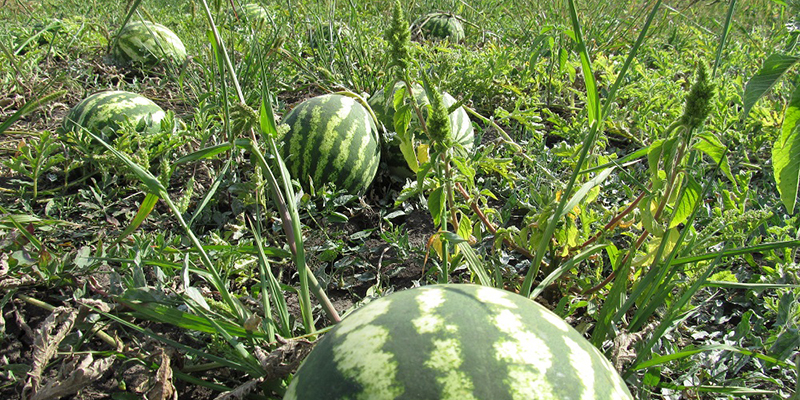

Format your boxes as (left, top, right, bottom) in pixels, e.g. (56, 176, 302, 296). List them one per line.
(63, 90, 166, 141)
(279, 94, 380, 194)
(112, 20, 187, 67)
(369, 82, 474, 176)
(284, 284, 633, 400)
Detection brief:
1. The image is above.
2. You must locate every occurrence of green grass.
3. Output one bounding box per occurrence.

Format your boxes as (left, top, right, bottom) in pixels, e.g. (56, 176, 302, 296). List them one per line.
(0, 0, 798, 399)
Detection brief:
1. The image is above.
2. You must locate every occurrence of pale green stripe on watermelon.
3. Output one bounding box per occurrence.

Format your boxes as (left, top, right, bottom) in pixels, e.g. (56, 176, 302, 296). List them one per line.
(427, 338, 477, 400)
(492, 308, 556, 398)
(284, 284, 633, 400)
(412, 283, 447, 334)
(415, 288, 476, 400)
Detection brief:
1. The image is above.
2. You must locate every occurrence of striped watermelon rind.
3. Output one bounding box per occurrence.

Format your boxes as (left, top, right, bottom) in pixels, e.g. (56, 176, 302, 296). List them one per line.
(112, 21, 187, 67)
(414, 13, 465, 42)
(369, 82, 474, 176)
(284, 284, 633, 400)
(279, 94, 380, 194)
(231, 3, 270, 27)
(62, 90, 166, 143)
(243, 3, 270, 24)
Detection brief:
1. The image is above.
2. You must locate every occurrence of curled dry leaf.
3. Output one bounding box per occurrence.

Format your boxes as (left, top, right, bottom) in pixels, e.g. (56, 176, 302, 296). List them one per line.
(214, 336, 315, 400)
(256, 335, 315, 381)
(611, 322, 658, 372)
(22, 306, 77, 399)
(31, 353, 115, 400)
(146, 349, 177, 400)
(74, 298, 112, 313)
(213, 379, 260, 400)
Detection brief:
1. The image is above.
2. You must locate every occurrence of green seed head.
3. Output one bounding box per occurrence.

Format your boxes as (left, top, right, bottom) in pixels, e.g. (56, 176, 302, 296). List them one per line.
(680, 62, 715, 131)
(386, 1, 412, 80)
(426, 87, 452, 149)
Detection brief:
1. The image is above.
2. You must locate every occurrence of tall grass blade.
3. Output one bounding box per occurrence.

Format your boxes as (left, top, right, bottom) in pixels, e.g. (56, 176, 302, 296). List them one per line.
(712, 0, 737, 78)
(114, 193, 159, 244)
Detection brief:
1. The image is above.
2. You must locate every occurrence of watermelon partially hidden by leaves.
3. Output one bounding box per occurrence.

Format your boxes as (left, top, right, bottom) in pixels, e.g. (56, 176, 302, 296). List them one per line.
(413, 12, 465, 42)
(285, 284, 633, 400)
(369, 82, 474, 176)
(62, 90, 166, 143)
(279, 94, 380, 194)
(112, 20, 186, 67)
(233, 3, 270, 27)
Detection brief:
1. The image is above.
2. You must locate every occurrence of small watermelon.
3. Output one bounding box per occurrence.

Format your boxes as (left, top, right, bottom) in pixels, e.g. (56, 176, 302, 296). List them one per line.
(369, 82, 474, 176)
(62, 90, 166, 143)
(285, 284, 633, 400)
(236, 3, 270, 27)
(413, 12, 465, 42)
(112, 20, 187, 67)
(279, 94, 380, 194)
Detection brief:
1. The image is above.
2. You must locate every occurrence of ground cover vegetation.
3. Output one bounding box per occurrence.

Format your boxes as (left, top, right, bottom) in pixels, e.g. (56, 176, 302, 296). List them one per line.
(0, 0, 798, 398)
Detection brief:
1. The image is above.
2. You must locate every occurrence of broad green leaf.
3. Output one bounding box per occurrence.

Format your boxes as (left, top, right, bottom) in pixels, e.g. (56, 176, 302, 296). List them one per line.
(639, 196, 665, 238)
(773, 81, 800, 214)
(668, 174, 700, 229)
(427, 186, 445, 227)
(394, 104, 418, 172)
(694, 132, 735, 190)
(647, 139, 664, 177)
(456, 213, 472, 241)
(742, 53, 800, 118)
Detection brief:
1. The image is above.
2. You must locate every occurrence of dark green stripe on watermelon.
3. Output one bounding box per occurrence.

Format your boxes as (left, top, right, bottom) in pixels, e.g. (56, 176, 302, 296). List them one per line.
(284, 284, 633, 400)
(280, 94, 380, 194)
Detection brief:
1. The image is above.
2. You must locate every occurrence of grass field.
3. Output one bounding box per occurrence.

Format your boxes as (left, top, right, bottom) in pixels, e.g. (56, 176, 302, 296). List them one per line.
(1, 0, 798, 399)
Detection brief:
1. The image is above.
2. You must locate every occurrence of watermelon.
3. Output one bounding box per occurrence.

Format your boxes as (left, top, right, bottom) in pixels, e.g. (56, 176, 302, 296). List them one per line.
(413, 12, 465, 42)
(62, 90, 166, 143)
(279, 94, 380, 194)
(234, 3, 270, 27)
(112, 20, 187, 67)
(369, 82, 474, 176)
(285, 284, 633, 400)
